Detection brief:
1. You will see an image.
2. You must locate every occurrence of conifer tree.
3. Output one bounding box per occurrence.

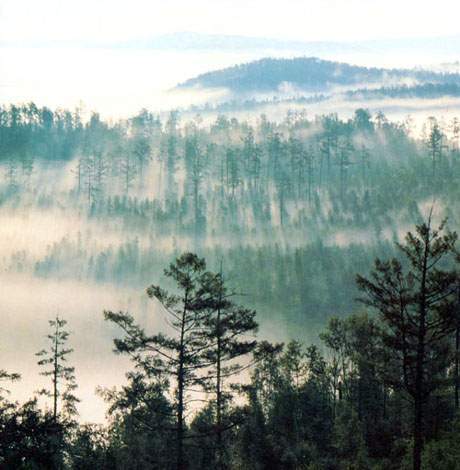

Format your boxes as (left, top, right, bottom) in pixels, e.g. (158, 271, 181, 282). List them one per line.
(199, 268, 258, 469)
(36, 316, 79, 421)
(105, 253, 214, 470)
(357, 217, 458, 470)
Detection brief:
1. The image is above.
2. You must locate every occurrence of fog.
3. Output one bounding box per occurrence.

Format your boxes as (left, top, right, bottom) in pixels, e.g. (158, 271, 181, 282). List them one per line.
(0, 90, 459, 424)
(184, 96, 460, 135)
(1, 275, 143, 422)
(2, 43, 460, 119)
(0, 46, 291, 117)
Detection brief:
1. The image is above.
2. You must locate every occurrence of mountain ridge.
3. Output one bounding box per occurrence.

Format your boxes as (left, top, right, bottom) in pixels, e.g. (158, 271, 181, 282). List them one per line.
(177, 56, 460, 93)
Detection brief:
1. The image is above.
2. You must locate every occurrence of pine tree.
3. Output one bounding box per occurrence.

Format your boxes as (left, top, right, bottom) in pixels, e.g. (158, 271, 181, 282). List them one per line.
(105, 253, 214, 470)
(36, 316, 79, 421)
(356, 217, 458, 470)
(200, 268, 258, 469)
(426, 118, 445, 180)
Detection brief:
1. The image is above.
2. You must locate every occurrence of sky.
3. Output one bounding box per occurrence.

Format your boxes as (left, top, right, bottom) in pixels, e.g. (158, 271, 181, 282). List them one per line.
(1, 0, 460, 117)
(1, 0, 460, 43)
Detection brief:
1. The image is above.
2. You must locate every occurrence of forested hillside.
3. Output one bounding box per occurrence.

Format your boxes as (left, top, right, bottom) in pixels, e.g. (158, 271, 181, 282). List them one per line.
(178, 57, 460, 93)
(0, 104, 459, 333)
(0, 103, 460, 469)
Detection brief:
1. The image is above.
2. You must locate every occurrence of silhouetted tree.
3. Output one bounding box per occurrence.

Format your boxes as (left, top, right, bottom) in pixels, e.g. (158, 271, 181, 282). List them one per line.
(36, 316, 79, 421)
(357, 217, 458, 470)
(105, 253, 215, 470)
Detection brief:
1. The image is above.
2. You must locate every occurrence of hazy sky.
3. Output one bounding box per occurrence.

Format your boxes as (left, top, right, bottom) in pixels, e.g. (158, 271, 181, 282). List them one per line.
(1, 0, 460, 117)
(1, 0, 460, 43)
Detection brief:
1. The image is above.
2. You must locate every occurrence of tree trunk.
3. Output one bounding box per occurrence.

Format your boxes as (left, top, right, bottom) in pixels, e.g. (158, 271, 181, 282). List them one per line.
(194, 180, 199, 236)
(455, 298, 459, 410)
(216, 305, 223, 469)
(177, 297, 187, 470)
(413, 240, 429, 470)
(53, 323, 58, 421)
(413, 398, 423, 470)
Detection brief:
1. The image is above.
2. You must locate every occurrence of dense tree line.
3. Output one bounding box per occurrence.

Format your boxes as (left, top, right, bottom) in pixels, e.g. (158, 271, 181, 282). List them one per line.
(1, 103, 459, 232)
(1, 216, 459, 469)
(188, 82, 460, 115)
(1, 103, 460, 335)
(346, 82, 460, 101)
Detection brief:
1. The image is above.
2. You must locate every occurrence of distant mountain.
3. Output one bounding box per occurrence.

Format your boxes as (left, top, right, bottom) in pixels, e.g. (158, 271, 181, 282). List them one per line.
(118, 32, 369, 55)
(121, 32, 330, 51)
(132, 33, 460, 58)
(178, 57, 460, 94)
(4, 32, 460, 58)
(0, 32, 358, 53)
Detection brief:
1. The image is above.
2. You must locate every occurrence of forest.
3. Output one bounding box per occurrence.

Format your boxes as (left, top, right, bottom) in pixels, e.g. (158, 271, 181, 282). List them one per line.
(178, 57, 460, 93)
(187, 83, 460, 118)
(0, 102, 460, 469)
(0, 104, 459, 333)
